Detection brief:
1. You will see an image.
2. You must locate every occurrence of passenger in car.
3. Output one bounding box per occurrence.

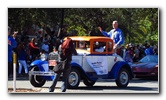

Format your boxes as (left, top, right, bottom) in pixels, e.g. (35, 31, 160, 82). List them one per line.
(107, 42, 113, 52)
(79, 41, 86, 49)
(94, 42, 105, 52)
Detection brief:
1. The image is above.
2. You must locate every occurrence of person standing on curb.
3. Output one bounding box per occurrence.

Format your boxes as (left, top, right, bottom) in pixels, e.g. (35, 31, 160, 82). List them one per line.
(8, 26, 17, 78)
(17, 42, 28, 77)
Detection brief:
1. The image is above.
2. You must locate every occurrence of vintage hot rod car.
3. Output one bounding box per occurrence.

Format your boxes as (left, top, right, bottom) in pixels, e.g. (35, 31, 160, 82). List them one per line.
(29, 36, 133, 88)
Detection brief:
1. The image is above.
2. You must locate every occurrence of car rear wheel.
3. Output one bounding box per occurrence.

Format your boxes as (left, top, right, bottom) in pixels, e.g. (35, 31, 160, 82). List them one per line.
(116, 68, 129, 88)
(29, 66, 46, 87)
(67, 68, 80, 89)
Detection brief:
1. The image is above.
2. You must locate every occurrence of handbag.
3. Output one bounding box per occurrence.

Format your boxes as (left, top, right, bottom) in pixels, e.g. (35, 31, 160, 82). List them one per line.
(53, 59, 67, 73)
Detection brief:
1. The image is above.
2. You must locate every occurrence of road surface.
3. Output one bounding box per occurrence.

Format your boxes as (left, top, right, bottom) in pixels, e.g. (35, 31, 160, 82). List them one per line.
(8, 78, 159, 93)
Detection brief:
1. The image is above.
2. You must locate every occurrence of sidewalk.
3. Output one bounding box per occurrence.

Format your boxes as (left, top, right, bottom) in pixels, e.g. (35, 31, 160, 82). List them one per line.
(8, 88, 63, 93)
(8, 76, 61, 93)
(8, 75, 29, 80)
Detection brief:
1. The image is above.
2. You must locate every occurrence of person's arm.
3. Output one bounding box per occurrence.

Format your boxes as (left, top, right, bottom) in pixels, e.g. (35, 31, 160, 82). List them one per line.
(98, 26, 111, 37)
(101, 31, 111, 37)
(11, 37, 17, 48)
(29, 42, 39, 49)
(72, 47, 77, 55)
(144, 49, 148, 55)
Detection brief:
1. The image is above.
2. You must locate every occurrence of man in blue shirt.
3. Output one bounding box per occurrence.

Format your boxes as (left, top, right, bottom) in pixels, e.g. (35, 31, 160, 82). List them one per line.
(8, 26, 17, 77)
(98, 20, 124, 54)
(144, 44, 154, 55)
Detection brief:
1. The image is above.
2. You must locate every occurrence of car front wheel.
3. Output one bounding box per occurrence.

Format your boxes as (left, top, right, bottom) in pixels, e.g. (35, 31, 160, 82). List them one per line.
(116, 68, 130, 88)
(29, 66, 46, 87)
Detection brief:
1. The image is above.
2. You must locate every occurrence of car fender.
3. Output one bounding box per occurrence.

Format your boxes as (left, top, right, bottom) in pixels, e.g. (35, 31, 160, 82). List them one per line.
(30, 60, 43, 67)
(71, 62, 86, 75)
(71, 62, 98, 81)
(30, 60, 48, 71)
(109, 61, 133, 80)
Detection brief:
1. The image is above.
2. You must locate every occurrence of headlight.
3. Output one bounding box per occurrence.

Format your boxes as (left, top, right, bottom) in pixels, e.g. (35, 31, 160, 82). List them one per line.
(40, 54, 47, 61)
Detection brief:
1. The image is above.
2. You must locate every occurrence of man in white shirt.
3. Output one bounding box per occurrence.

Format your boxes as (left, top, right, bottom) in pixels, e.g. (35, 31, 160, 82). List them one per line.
(94, 42, 104, 52)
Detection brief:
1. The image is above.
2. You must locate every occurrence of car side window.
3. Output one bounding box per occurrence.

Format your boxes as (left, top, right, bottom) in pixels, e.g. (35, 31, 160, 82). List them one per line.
(78, 41, 90, 50)
(93, 41, 106, 53)
(107, 42, 113, 52)
(79, 41, 86, 49)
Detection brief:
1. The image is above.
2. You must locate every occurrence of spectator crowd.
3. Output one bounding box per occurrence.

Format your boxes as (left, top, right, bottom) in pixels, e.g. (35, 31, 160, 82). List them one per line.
(117, 42, 158, 64)
(8, 26, 158, 78)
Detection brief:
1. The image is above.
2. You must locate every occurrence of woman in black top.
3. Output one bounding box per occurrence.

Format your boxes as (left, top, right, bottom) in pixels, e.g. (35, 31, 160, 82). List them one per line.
(49, 37, 77, 92)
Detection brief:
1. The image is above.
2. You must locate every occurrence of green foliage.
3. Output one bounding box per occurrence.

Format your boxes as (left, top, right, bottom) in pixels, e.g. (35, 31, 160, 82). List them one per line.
(68, 25, 87, 36)
(8, 8, 158, 45)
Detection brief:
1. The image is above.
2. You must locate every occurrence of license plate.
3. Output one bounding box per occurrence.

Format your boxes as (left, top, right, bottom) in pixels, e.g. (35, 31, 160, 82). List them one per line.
(49, 60, 57, 66)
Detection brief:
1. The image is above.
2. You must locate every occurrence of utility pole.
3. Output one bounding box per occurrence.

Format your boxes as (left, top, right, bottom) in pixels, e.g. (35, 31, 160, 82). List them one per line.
(57, 8, 64, 38)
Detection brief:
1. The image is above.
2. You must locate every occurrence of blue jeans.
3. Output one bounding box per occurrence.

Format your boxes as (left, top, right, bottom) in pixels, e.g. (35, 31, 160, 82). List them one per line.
(49, 62, 71, 92)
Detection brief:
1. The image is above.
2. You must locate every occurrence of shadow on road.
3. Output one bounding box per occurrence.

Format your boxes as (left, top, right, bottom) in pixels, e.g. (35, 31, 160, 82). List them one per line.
(70, 85, 158, 92)
(41, 84, 158, 92)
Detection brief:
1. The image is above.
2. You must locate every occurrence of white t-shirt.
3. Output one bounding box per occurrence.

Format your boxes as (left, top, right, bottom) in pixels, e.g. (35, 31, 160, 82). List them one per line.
(95, 47, 104, 52)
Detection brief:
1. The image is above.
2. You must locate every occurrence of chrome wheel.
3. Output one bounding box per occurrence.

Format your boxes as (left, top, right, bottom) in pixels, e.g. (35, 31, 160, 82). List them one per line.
(67, 68, 80, 89)
(68, 71, 79, 86)
(116, 68, 130, 88)
(120, 71, 128, 85)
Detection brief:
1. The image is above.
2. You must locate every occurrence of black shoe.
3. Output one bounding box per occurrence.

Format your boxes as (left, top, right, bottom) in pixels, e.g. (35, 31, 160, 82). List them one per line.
(49, 88, 54, 92)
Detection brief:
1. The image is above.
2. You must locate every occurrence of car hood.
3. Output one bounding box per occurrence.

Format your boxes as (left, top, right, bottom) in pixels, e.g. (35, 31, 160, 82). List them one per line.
(76, 49, 90, 55)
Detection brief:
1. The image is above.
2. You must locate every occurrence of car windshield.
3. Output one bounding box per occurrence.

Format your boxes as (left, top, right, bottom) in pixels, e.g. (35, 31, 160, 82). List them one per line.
(139, 55, 158, 63)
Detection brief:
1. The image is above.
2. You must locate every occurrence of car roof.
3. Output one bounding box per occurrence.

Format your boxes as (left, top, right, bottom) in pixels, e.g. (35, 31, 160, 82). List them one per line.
(66, 36, 112, 41)
(64, 36, 114, 54)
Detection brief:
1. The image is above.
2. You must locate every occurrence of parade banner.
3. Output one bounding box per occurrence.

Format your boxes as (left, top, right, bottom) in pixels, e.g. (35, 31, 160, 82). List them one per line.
(86, 56, 108, 75)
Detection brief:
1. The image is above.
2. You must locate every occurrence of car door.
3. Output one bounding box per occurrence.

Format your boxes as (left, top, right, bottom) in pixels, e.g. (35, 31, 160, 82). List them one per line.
(81, 41, 109, 76)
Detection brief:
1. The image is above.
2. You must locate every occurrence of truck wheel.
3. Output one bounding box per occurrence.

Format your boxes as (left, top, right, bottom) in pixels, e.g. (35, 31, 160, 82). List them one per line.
(83, 79, 96, 87)
(29, 66, 46, 87)
(67, 68, 80, 89)
(116, 68, 130, 88)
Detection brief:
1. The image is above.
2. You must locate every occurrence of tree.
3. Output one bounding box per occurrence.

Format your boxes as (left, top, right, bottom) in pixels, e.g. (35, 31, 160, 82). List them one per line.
(8, 8, 158, 45)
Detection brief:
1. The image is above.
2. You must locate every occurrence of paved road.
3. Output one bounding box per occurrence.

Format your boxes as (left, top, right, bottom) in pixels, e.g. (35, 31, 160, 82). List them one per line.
(8, 77, 159, 93)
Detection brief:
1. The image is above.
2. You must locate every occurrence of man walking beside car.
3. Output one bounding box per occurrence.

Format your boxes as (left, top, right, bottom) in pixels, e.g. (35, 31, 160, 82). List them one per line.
(98, 20, 124, 54)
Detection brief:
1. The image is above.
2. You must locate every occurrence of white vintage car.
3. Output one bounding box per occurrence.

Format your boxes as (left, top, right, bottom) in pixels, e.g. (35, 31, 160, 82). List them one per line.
(29, 36, 133, 88)
(67, 36, 133, 88)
